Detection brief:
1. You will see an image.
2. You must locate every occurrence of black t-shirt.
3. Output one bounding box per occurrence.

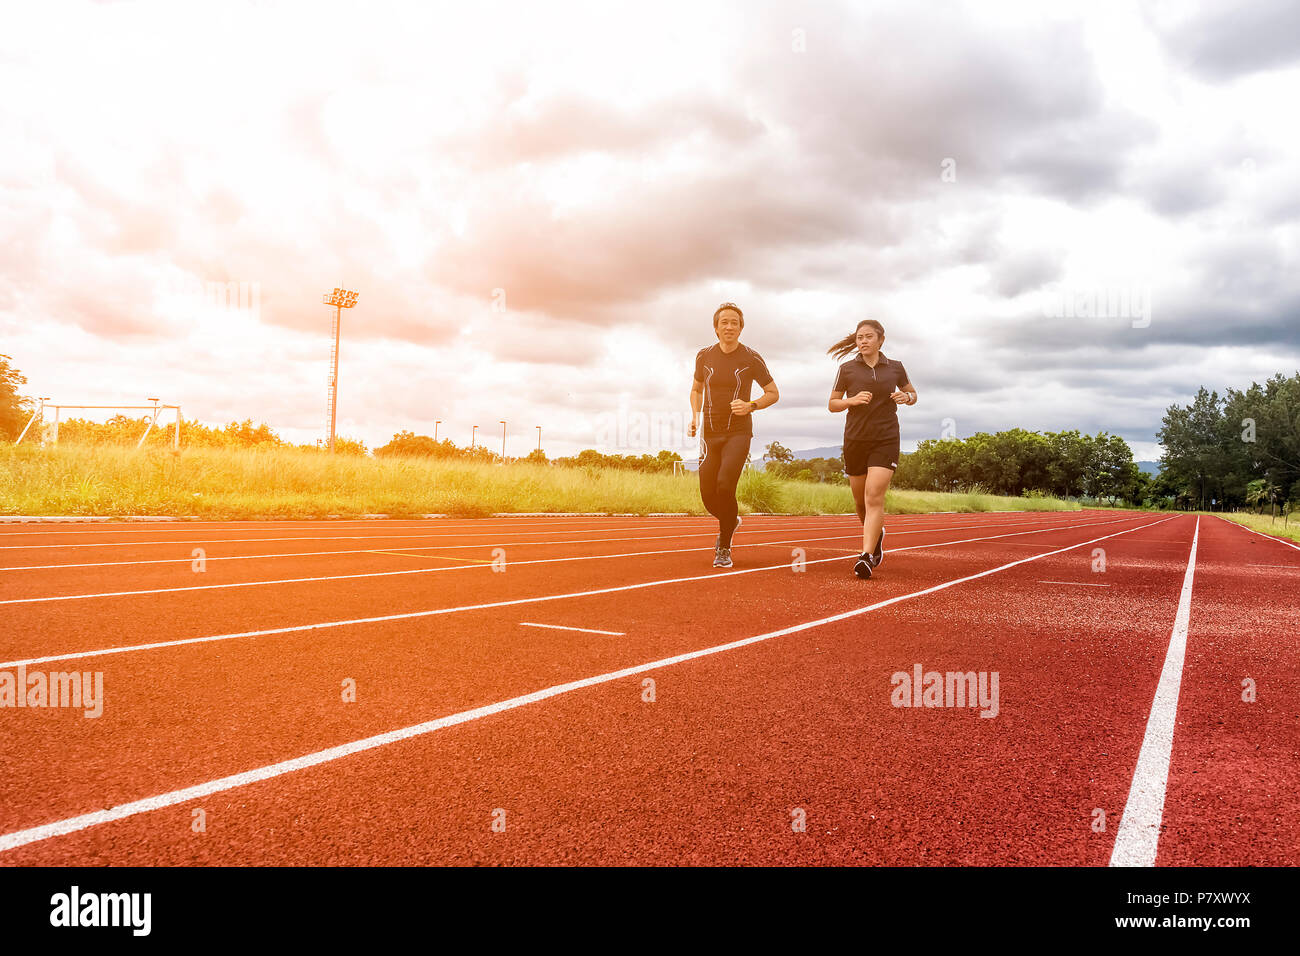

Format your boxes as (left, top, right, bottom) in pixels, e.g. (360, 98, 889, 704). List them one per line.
(694, 343, 773, 437)
(833, 352, 910, 441)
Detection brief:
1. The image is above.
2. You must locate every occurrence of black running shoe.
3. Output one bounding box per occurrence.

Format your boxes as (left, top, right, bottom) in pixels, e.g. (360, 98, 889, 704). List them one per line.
(714, 548, 733, 568)
(853, 552, 873, 579)
(869, 528, 885, 568)
(718, 516, 741, 551)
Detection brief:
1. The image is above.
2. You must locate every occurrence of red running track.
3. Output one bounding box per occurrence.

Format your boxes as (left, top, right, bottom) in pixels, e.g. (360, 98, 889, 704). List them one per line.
(0, 510, 1293, 865)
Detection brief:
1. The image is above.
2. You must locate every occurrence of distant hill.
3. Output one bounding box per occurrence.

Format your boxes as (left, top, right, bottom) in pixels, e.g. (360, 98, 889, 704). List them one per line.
(676, 443, 841, 471)
(782, 449, 1165, 476)
(784, 445, 843, 460)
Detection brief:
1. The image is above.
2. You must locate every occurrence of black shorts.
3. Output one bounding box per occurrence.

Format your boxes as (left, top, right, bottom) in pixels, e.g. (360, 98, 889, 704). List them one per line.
(842, 436, 900, 476)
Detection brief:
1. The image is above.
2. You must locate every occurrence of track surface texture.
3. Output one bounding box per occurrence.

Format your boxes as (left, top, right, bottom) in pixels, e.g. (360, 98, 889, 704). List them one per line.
(0, 511, 1293, 866)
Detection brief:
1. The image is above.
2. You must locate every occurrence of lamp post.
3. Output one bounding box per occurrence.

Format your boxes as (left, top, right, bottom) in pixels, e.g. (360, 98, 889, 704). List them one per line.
(500, 420, 507, 460)
(471, 425, 478, 448)
(321, 287, 359, 452)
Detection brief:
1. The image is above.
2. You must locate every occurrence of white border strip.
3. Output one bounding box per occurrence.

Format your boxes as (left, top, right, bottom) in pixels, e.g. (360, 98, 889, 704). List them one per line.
(520, 622, 625, 636)
(1109, 516, 1200, 867)
(0, 514, 1174, 854)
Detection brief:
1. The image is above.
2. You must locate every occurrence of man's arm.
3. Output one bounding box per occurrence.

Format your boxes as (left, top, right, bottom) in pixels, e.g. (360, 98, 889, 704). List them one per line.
(732, 379, 778, 416)
(689, 377, 704, 437)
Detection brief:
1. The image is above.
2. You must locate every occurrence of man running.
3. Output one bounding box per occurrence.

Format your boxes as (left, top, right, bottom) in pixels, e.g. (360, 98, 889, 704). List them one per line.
(688, 302, 779, 568)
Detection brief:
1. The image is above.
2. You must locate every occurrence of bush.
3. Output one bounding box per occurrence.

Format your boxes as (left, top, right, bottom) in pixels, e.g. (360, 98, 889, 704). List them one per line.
(737, 467, 782, 512)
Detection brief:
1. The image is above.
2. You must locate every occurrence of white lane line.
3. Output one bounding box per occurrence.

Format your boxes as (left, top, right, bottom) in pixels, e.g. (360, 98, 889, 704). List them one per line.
(0, 523, 753, 551)
(1246, 563, 1299, 569)
(1109, 516, 1200, 868)
(0, 514, 875, 537)
(0, 514, 1174, 855)
(0, 515, 1155, 668)
(0, 516, 1125, 602)
(0, 531, 867, 604)
(1036, 581, 1111, 587)
(1213, 515, 1300, 554)
(0, 511, 1089, 553)
(519, 622, 625, 636)
(0, 519, 987, 573)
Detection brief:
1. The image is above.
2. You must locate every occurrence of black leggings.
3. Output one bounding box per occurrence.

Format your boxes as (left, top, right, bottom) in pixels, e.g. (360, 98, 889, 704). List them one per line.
(698, 432, 750, 548)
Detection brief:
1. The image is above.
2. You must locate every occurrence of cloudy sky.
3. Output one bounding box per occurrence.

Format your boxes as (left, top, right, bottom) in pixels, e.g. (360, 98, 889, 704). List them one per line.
(3, 0, 1298, 460)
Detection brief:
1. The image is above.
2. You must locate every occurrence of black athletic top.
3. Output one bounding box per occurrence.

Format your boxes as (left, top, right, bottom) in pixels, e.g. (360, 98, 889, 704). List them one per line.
(833, 352, 910, 442)
(694, 343, 773, 437)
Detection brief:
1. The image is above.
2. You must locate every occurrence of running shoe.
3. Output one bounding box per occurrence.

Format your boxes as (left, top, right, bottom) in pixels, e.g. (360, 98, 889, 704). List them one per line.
(718, 516, 741, 551)
(714, 548, 733, 568)
(869, 528, 885, 568)
(853, 552, 873, 579)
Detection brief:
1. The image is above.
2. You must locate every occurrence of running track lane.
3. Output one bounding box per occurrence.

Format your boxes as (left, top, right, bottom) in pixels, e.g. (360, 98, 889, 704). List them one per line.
(0, 513, 1197, 864)
(1154, 516, 1300, 865)
(0, 512, 1068, 591)
(0, 514, 1143, 835)
(0, 513, 1132, 664)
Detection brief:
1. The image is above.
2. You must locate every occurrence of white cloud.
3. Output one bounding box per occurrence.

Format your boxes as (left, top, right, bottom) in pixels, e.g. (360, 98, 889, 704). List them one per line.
(2, 0, 1297, 458)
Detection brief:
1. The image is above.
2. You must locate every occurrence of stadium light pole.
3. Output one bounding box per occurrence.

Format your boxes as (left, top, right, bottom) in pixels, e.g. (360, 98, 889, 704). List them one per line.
(500, 420, 506, 460)
(471, 425, 478, 448)
(434, 420, 441, 443)
(536, 425, 541, 453)
(321, 287, 359, 452)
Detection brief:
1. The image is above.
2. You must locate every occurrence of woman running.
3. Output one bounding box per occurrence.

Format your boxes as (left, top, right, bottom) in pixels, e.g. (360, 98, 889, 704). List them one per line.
(827, 319, 916, 579)
(688, 302, 779, 568)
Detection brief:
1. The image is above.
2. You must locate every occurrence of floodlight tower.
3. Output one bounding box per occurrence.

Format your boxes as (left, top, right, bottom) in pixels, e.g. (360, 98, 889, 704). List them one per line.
(321, 287, 359, 452)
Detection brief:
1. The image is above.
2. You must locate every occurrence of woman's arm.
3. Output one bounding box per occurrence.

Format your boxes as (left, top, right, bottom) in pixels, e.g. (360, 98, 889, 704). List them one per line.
(829, 389, 871, 413)
(891, 382, 917, 406)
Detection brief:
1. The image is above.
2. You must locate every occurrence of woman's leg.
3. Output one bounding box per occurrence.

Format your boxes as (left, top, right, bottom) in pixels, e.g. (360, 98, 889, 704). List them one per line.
(849, 473, 867, 524)
(715, 435, 750, 549)
(861, 466, 894, 555)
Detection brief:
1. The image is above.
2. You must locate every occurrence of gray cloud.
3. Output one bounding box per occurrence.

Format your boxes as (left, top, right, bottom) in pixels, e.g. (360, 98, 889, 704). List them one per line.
(1153, 0, 1300, 79)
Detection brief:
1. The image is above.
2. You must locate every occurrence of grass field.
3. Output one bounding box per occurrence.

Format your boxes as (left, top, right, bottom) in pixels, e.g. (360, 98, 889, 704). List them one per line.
(1207, 509, 1300, 545)
(0, 443, 1083, 518)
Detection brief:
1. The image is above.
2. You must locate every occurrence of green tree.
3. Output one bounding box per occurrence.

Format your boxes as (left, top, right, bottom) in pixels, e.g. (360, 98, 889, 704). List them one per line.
(0, 354, 35, 440)
(764, 441, 794, 463)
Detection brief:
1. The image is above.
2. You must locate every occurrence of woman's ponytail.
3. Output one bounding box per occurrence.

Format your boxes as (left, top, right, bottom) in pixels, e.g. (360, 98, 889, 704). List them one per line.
(828, 319, 885, 360)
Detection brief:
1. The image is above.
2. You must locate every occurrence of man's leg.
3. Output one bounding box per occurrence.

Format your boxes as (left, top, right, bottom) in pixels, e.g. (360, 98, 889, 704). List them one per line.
(715, 435, 750, 549)
(698, 435, 723, 524)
